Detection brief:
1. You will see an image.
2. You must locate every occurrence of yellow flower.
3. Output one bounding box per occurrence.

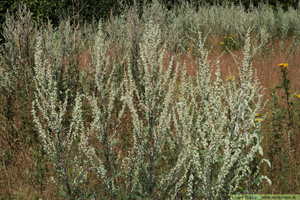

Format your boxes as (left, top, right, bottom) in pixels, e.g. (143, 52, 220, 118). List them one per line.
(229, 36, 232, 39)
(227, 76, 232, 81)
(296, 94, 300, 98)
(255, 114, 260, 117)
(254, 119, 263, 122)
(278, 63, 288, 69)
(221, 42, 225, 45)
(224, 36, 227, 38)
(200, 145, 203, 149)
(230, 34, 234, 36)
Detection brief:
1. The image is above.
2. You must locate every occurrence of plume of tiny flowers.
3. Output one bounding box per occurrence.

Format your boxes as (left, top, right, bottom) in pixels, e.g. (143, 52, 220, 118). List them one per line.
(172, 30, 270, 199)
(32, 34, 88, 199)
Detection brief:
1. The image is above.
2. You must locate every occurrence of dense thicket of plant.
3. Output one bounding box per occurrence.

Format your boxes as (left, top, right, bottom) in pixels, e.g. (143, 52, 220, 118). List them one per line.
(29, 14, 269, 200)
(1, 1, 300, 199)
(1, 0, 299, 35)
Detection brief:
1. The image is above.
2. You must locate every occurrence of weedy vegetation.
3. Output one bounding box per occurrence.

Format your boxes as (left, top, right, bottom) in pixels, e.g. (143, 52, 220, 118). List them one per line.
(1, 1, 300, 199)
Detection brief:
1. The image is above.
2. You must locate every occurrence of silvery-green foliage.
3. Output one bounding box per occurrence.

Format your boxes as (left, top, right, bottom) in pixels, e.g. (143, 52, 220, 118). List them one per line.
(56, 20, 82, 100)
(32, 34, 89, 199)
(40, 19, 84, 102)
(124, 20, 178, 199)
(81, 20, 98, 50)
(172, 31, 270, 199)
(78, 22, 126, 199)
(105, 12, 128, 63)
(95, 1, 300, 59)
(288, 33, 300, 58)
(256, 27, 270, 60)
(166, 2, 196, 53)
(77, 21, 99, 93)
(0, 4, 35, 94)
(0, 4, 38, 146)
(165, 11, 185, 53)
(0, 56, 11, 90)
(253, 3, 276, 38)
(141, 0, 168, 27)
(140, 0, 169, 40)
(125, 3, 144, 80)
(105, 3, 143, 85)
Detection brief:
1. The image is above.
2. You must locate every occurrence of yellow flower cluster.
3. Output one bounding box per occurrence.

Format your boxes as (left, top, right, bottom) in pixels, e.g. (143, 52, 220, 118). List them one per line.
(254, 118, 263, 123)
(227, 76, 232, 81)
(254, 114, 262, 122)
(221, 34, 238, 50)
(223, 34, 234, 39)
(278, 63, 288, 69)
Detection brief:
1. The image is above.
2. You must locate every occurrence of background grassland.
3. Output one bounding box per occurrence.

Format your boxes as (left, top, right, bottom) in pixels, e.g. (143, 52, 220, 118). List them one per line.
(1, 1, 300, 199)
